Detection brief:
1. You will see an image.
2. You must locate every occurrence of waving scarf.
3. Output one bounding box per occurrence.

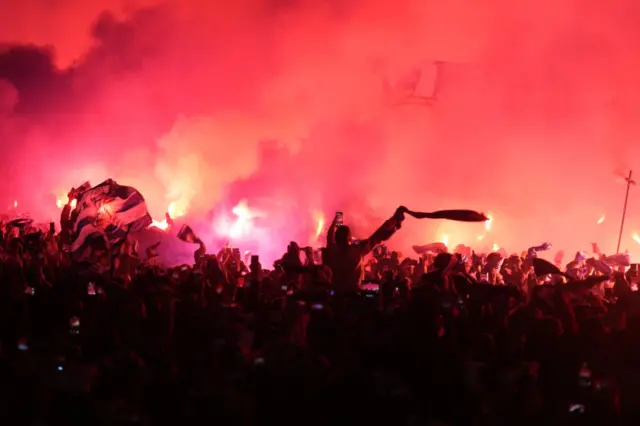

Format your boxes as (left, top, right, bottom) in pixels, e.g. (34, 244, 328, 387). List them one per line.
(405, 209, 488, 222)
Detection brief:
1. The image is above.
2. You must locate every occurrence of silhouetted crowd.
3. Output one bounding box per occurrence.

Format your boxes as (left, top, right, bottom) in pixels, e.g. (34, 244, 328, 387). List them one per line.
(0, 207, 638, 426)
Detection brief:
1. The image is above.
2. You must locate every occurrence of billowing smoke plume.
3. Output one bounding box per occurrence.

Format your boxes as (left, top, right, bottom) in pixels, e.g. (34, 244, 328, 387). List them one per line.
(2, 0, 640, 259)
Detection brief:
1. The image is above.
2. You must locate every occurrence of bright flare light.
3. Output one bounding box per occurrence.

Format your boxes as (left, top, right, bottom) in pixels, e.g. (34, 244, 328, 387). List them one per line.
(97, 204, 111, 216)
(215, 199, 264, 240)
(13, 200, 18, 208)
(168, 201, 185, 218)
(150, 218, 170, 231)
(597, 215, 605, 225)
(442, 234, 449, 247)
(312, 210, 325, 240)
(56, 193, 77, 210)
(150, 202, 185, 231)
(633, 233, 640, 244)
(485, 213, 493, 232)
(492, 243, 500, 252)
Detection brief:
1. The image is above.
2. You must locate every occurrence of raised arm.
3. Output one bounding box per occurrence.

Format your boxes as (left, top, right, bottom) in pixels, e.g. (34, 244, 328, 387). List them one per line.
(60, 188, 77, 232)
(359, 206, 407, 256)
(326, 214, 338, 248)
(194, 240, 206, 265)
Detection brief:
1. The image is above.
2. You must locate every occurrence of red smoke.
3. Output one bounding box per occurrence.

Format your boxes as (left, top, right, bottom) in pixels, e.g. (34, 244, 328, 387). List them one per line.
(2, 0, 640, 261)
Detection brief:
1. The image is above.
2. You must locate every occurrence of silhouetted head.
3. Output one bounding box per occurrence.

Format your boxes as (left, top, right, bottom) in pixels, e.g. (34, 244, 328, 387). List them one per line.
(335, 225, 351, 245)
(287, 241, 300, 255)
(434, 252, 455, 271)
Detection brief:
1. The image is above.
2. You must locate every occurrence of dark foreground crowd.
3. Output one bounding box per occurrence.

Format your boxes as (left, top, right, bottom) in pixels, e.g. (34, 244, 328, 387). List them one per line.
(0, 207, 639, 426)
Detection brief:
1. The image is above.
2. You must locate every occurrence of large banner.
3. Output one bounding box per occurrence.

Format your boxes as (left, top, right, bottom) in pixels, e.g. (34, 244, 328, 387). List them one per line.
(71, 179, 152, 254)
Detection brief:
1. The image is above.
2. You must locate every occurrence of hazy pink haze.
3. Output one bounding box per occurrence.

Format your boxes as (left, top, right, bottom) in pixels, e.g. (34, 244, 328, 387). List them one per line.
(1, 0, 640, 260)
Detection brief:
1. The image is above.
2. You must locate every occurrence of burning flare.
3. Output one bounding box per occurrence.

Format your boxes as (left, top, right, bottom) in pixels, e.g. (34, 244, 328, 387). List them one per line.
(485, 213, 493, 232)
(56, 193, 77, 210)
(214, 199, 264, 240)
(597, 215, 605, 225)
(442, 234, 450, 247)
(633, 233, 640, 245)
(168, 201, 185, 218)
(312, 210, 325, 240)
(150, 202, 184, 231)
(150, 218, 170, 231)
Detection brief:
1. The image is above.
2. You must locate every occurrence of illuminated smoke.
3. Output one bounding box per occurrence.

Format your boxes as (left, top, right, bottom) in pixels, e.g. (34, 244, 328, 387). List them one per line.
(1, 0, 640, 258)
(485, 213, 493, 232)
(312, 210, 325, 242)
(214, 199, 264, 241)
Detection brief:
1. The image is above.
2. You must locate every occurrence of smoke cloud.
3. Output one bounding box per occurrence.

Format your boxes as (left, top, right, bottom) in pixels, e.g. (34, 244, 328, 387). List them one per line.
(2, 0, 640, 259)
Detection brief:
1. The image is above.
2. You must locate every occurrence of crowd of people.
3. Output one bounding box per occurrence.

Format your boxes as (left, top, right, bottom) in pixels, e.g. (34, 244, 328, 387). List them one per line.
(0, 203, 638, 425)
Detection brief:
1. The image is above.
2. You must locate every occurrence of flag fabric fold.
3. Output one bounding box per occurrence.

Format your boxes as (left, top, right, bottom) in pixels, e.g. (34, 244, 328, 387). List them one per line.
(412, 242, 448, 255)
(7, 218, 34, 228)
(177, 225, 200, 244)
(71, 179, 152, 255)
(406, 209, 488, 222)
(533, 258, 566, 277)
(527, 242, 552, 258)
(604, 253, 631, 267)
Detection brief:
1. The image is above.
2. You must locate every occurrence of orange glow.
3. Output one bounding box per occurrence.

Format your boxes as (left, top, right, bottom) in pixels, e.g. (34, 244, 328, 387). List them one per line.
(150, 203, 183, 231)
(633, 233, 640, 245)
(150, 218, 170, 231)
(215, 199, 264, 240)
(485, 213, 493, 232)
(312, 210, 325, 240)
(56, 193, 77, 210)
(477, 235, 485, 241)
(492, 243, 500, 251)
(597, 215, 605, 225)
(442, 234, 450, 247)
(97, 204, 111, 216)
(229, 199, 259, 239)
(168, 201, 185, 218)
(5, 1, 640, 261)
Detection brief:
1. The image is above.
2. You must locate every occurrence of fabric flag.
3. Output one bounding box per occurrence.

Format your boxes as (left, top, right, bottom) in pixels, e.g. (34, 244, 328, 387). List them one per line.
(384, 62, 444, 106)
(71, 179, 152, 255)
(7, 218, 33, 228)
(591, 243, 602, 256)
(177, 224, 200, 244)
(604, 253, 631, 267)
(554, 251, 565, 266)
(586, 258, 612, 275)
(406, 209, 488, 222)
(72, 181, 92, 199)
(413, 242, 448, 255)
(533, 258, 566, 277)
(526, 242, 552, 258)
(394, 68, 423, 97)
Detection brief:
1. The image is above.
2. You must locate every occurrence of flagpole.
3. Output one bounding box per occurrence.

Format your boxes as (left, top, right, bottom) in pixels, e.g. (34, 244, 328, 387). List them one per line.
(616, 170, 635, 254)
